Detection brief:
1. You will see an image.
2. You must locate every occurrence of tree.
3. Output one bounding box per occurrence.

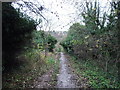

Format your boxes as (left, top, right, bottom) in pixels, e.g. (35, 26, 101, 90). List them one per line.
(2, 2, 37, 71)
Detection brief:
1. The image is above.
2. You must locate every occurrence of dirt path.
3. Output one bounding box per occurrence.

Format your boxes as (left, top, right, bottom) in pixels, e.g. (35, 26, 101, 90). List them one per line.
(31, 52, 89, 88)
(57, 52, 89, 88)
(57, 52, 80, 88)
(57, 52, 76, 88)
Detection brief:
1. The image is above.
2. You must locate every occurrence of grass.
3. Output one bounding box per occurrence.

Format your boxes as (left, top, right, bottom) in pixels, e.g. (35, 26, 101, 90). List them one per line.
(68, 55, 120, 88)
(3, 48, 60, 89)
(48, 58, 60, 87)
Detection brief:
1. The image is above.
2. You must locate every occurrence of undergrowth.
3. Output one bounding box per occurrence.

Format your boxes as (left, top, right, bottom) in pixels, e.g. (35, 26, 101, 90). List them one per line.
(48, 57, 60, 87)
(69, 55, 120, 88)
(3, 48, 59, 88)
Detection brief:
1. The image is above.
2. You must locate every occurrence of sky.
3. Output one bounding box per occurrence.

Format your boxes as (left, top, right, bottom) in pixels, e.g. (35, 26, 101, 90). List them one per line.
(12, 0, 110, 31)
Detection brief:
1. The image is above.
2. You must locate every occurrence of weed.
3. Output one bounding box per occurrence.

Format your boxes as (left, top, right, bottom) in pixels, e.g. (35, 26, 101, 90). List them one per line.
(69, 55, 120, 88)
(2, 49, 59, 88)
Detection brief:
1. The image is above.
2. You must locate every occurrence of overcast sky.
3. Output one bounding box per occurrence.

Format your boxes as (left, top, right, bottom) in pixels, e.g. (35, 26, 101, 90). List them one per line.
(12, 0, 110, 31)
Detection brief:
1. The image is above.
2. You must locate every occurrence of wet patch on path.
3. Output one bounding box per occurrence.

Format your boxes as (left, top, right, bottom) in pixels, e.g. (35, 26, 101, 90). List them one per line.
(57, 52, 89, 88)
(57, 52, 76, 88)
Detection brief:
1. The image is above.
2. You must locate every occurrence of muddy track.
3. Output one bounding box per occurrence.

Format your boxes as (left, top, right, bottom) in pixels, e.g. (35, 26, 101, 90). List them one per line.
(57, 52, 89, 88)
(31, 52, 89, 88)
(57, 52, 76, 88)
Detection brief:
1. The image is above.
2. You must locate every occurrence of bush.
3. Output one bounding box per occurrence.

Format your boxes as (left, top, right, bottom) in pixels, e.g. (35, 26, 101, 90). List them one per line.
(2, 3, 37, 71)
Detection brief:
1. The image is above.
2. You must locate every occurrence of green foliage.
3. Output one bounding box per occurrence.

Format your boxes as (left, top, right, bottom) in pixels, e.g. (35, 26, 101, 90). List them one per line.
(2, 4, 58, 89)
(82, 2, 100, 35)
(3, 49, 59, 88)
(60, 23, 87, 54)
(46, 57, 55, 64)
(47, 34, 57, 52)
(69, 56, 120, 88)
(32, 30, 46, 50)
(2, 2, 38, 71)
(32, 30, 57, 52)
(61, 1, 120, 88)
(2, 2, 57, 71)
